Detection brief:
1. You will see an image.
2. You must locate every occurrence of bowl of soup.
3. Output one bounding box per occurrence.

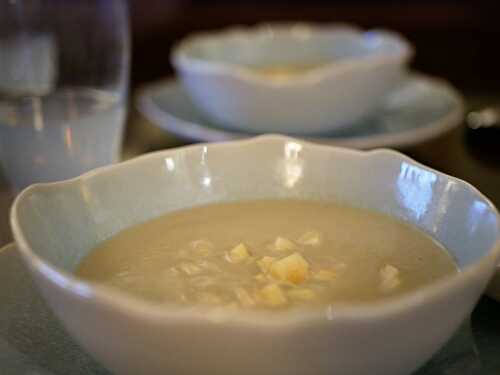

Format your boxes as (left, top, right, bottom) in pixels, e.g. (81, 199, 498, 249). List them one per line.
(171, 23, 413, 134)
(11, 136, 500, 375)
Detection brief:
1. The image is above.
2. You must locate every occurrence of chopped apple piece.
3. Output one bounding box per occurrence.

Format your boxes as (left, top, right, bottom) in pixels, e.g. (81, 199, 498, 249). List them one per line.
(270, 252, 310, 284)
(313, 269, 336, 281)
(288, 288, 317, 301)
(226, 243, 250, 263)
(235, 287, 256, 308)
(259, 284, 287, 306)
(269, 236, 296, 252)
(380, 264, 400, 279)
(297, 230, 321, 246)
(179, 262, 202, 276)
(379, 264, 401, 292)
(257, 256, 276, 273)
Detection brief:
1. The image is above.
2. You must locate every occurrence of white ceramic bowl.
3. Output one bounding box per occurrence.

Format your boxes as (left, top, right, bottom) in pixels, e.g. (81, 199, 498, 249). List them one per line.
(11, 136, 500, 375)
(171, 23, 413, 134)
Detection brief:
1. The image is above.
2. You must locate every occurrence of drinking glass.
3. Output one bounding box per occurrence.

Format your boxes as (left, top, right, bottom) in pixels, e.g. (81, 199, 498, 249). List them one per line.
(0, 0, 129, 192)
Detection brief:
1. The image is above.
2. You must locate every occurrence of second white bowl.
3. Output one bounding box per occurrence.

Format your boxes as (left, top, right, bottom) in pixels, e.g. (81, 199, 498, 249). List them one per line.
(172, 23, 413, 134)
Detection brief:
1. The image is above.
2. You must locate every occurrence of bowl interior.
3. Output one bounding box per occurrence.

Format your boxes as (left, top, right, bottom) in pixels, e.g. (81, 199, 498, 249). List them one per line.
(14, 138, 499, 275)
(178, 25, 408, 69)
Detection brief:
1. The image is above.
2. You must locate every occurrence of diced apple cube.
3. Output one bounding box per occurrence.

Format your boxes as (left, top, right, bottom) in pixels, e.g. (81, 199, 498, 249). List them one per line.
(313, 269, 336, 281)
(269, 236, 296, 252)
(380, 264, 400, 279)
(288, 288, 317, 301)
(226, 243, 250, 263)
(379, 264, 401, 292)
(257, 256, 276, 273)
(259, 284, 287, 306)
(297, 230, 322, 246)
(270, 252, 310, 284)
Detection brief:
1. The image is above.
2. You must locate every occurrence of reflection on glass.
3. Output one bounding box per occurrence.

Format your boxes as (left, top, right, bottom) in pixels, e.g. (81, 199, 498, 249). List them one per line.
(164, 157, 175, 172)
(282, 141, 304, 188)
(200, 146, 212, 189)
(431, 180, 454, 234)
(63, 126, 73, 154)
(468, 200, 491, 235)
(202, 176, 212, 187)
(397, 162, 437, 220)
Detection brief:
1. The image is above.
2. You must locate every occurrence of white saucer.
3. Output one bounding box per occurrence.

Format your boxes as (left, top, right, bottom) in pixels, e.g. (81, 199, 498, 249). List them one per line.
(136, 74, 464, 149)
(0, 242, 487, 374)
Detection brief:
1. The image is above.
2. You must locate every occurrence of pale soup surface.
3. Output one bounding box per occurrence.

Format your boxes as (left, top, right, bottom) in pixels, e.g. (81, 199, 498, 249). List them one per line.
(253, 64, 322, 81)
(76, 200, 458, 309)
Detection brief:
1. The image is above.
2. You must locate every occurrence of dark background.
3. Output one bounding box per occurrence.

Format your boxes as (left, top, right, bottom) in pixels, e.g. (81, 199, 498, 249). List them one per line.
(128, 0, 500, 93)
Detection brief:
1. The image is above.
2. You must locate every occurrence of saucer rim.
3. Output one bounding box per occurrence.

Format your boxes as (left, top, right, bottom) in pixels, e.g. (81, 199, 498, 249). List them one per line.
(135, 73, 465, 150)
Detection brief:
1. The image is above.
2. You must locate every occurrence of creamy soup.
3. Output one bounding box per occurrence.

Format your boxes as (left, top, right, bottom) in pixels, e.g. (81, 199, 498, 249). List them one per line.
(253, 64, 322, 81)
(76, 200, 458, 309)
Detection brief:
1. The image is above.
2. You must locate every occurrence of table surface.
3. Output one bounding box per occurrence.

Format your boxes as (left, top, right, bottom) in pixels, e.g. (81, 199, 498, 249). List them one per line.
(1, 91, 499, 373)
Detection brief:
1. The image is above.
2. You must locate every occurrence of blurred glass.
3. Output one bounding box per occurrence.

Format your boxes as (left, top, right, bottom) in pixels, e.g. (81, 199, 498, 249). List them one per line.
(0, 0, 129, 192)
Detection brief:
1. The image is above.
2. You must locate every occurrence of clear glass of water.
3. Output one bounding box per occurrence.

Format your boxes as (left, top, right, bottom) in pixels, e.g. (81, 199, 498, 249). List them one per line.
(0, 0, 129, 192)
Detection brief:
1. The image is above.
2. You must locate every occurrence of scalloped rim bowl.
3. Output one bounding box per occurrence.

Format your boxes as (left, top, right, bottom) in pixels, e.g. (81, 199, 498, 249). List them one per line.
(171, 23, 414, 134)
(172, 23, 413, 86)
(11, 136, 500, 375)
